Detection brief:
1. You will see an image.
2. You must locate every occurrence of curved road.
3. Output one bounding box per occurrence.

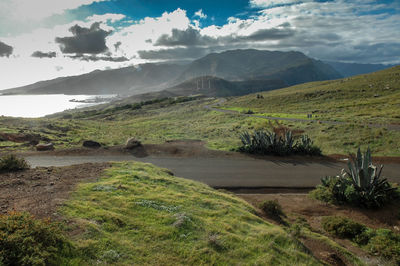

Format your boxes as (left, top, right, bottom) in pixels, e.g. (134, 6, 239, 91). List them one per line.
(25, 154, 400, 188)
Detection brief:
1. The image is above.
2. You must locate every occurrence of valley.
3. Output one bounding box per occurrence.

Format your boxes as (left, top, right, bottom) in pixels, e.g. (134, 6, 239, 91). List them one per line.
(1, 49, 399, 265)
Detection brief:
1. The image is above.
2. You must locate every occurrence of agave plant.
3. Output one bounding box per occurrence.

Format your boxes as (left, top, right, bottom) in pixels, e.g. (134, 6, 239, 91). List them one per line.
(345, 147, 383, 190)
(343, 147, 396, 208)
(299, 135, 313, 148)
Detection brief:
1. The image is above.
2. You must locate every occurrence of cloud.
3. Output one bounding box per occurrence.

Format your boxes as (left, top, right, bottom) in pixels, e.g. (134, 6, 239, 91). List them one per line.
(138, 47, 211, 60)
(0, 40, 13, 57)
(55, 22, 111, 54)
(86, 13, 126, 23)
(155, 27, 216, 47)
(194, 9, 207, 19)
(232, 27, 295, 42)
(249, 0, 310, 8)
(31, 51, 57, 58)
(114, 41, 122, 51)
(68, 54, 129, 62)
(0, 0, 111, 21)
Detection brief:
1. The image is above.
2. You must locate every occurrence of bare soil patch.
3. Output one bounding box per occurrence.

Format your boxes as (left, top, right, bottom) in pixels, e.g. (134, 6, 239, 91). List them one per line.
(0, 163, 110, 219)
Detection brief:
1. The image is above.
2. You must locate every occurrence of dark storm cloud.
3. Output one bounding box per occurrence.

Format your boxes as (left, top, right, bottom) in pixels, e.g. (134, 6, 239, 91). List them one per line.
(55, 22, 111, 54)
(339, 43, 400, 63)
(236, 27, 295, 42)
(0, 40, 13, 57)
(68, 54, 129, 62)
(155, 27, 217, 47)
(114, 41, 122, 51)
(31, 51, 57, 58)
(155, 25, 296, 48)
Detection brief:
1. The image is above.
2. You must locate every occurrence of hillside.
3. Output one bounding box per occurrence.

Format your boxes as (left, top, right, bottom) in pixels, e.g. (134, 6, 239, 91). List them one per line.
(1, 63, 186, 95)
(176, 49, 342, 85)
(325, 61, 397, 77)
(166, 76, 287, 97)
(223, 65, 400, 124)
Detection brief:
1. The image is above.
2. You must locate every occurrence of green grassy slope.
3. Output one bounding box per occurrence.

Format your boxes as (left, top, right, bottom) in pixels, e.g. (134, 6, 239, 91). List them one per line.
(224, 66, 400, 124)
(220, 66, 400, 155)
(62, 161, 323, 265)
(0, 98, 264, 152)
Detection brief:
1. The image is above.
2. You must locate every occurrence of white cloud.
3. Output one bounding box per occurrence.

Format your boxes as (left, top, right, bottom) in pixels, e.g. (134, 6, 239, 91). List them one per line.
(109, 8, 191, 58)
(86, 13, 126, 24)
(249, 0, 309, 8)
(0, 0, 110, 21)
(194, 9, 207, 19)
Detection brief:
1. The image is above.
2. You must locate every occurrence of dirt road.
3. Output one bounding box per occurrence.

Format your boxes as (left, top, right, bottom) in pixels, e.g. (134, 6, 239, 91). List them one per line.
(24, 153, 400, 188)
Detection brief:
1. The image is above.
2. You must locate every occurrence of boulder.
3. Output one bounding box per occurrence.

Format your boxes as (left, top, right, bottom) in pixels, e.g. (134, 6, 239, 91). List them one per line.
(36, 143, 54, 151)
(125, 138, 141, 149)
(83, 140, 101, 148)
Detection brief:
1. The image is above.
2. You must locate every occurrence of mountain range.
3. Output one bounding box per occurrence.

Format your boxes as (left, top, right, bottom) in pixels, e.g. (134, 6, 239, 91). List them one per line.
(1, 49, 396, 97)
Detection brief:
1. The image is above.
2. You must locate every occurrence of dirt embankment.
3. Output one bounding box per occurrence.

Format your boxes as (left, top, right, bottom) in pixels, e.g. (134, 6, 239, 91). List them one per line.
(0, 163, 110, 219)
(239, 193, 400, 266)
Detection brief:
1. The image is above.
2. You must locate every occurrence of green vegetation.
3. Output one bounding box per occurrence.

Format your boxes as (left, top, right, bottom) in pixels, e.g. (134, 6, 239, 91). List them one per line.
(61, 161, 319, 265)
(310, 148, 398, 208)
(322, 216, 368, 243)
(0, 154, 29, 173)
(259, 200, 287, 225)
(222, 66, 400, 156)
(0, 98, 270, 152)
(67, 96, 201, 120)
(322, 216, 400, 264)
(239, 129, 321, 156)
(1, 67, 400, 156)
(0, 212, 73, 265)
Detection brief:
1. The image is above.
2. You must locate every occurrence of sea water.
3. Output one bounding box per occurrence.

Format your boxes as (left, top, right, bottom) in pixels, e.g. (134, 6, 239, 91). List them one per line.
(0, 94, 114, 118)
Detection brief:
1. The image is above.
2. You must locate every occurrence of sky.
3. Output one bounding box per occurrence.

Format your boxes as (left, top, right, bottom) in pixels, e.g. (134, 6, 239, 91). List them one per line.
(0, 0, 399, 90)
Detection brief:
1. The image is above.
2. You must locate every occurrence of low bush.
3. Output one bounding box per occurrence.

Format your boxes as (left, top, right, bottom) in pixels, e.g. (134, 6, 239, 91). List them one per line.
(321, 216, 367, 241)
(0, 212, 74, 265)
(367, 229, 400, 263)
(259, 200, 287, 225)
(0, 154, 29, 173)
(239, 129, 321, 156)
(310, 148, 398, 209)
(322, 216, 400, 264)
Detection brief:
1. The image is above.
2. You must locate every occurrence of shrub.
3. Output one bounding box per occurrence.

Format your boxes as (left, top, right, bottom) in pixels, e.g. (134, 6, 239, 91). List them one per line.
(0, 154, 29, 173)
(367, 229, 400, 263)
(310, 148, 398, 209)
(259, 200, 286, 223)
(322, 216, 400, 264)
(0, 212, 74, 265)
(239, 129, 321, 156)
(243, 109, 254, 114)
(321, 216, 367, 240)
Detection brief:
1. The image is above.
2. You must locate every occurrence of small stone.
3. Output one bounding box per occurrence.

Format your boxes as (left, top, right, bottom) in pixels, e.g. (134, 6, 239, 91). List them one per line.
(125, 138, 141, 149)
(36, 143, 54, 151)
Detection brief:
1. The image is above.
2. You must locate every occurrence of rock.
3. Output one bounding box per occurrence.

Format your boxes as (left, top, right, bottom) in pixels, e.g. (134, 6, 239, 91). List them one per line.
(36, 143, 54, 151)
(125, 138, 141, 149)
(83, 140, 101, 148)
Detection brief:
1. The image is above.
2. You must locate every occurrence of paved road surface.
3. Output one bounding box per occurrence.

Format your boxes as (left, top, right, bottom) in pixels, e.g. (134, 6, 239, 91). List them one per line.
(25, 155, 400, 188)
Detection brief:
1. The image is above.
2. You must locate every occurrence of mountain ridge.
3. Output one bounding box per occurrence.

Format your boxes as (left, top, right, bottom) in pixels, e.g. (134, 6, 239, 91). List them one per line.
(2, 49, 341, 96)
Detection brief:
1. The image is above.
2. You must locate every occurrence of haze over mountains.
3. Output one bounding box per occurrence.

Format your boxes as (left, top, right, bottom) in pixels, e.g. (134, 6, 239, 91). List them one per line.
(2, 49, 396, 97)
